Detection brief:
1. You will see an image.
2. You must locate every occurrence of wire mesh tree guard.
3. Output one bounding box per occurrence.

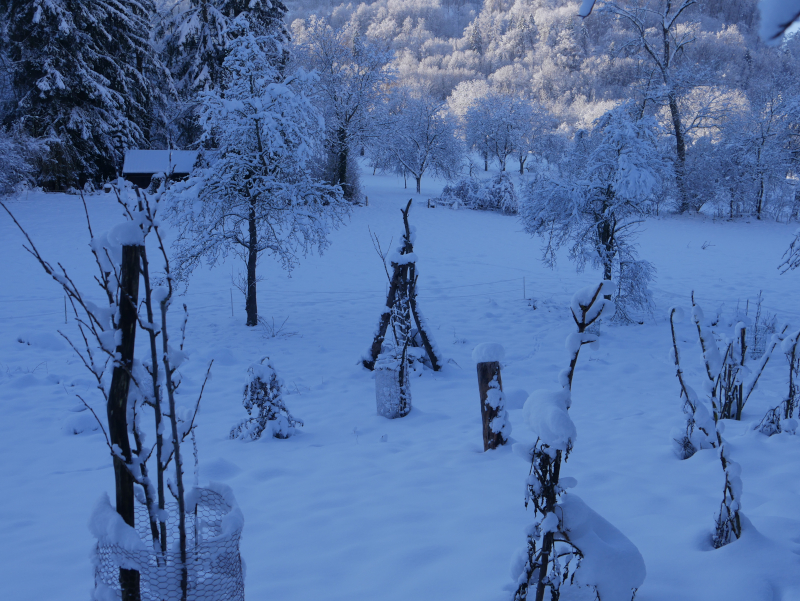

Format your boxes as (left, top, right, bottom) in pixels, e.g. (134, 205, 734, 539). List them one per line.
(94, 487, 244, 601)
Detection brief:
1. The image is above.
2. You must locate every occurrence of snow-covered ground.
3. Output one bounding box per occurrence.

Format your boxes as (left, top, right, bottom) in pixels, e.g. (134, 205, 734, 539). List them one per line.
(2, 169, 800, 600)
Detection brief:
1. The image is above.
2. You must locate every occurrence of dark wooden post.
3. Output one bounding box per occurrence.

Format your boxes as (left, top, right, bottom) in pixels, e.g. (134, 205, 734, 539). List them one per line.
(474, 342, 507, 451)
(477, 361, 505, 451)
(107, 244, 141, 601)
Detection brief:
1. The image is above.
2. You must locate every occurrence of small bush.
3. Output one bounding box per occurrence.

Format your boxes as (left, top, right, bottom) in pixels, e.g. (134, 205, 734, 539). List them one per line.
(231, 358, 303, 440)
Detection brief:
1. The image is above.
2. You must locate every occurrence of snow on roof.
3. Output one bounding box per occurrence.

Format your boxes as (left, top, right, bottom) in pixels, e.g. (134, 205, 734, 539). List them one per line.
(122, 150, 198, 175)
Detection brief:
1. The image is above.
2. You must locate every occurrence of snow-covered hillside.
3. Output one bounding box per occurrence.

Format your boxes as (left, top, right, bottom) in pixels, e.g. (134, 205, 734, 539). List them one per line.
(2, 170, 800, 600)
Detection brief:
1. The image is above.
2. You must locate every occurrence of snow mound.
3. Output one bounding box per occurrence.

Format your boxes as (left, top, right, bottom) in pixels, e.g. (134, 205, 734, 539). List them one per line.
(88, 493, 146, 552)
(560, 493, 646, 600)
(522, 389, 575, 451)
(472, 342, 505, 363)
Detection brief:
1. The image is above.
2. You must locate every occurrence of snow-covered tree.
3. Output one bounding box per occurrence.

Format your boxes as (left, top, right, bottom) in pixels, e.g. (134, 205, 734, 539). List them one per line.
(231, 358, 303, 439)
(1, 184, 219, 600)
(464, 92, 517, 172)
(522, 104, 662, 321)
(585, 0, 697, 213)
(291, 17, 394, 201)
(374, 88, 464, 194)
(3, 0, 168, 188)
(168, 25, 348, 327)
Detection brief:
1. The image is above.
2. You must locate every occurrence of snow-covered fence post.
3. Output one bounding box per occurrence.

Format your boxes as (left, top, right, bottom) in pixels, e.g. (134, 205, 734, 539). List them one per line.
(107, 244, 142, 601)
(473, 343, 510, 451)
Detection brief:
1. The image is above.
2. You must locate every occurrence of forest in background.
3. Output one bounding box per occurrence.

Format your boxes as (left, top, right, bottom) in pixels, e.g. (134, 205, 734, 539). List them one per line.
(1, 0, 799, 221)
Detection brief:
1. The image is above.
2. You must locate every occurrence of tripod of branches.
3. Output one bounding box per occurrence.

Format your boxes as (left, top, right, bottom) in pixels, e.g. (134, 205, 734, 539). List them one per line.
(363, 199, 441, 372)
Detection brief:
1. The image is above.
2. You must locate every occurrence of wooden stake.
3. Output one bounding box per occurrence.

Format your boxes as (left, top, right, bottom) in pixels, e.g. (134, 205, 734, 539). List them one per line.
(107, 245, 141, 601)
(476, 360, 505, 451)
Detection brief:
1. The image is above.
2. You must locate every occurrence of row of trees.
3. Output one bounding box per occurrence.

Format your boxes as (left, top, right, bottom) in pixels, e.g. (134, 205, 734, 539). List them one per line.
(4, 0, 800, 222)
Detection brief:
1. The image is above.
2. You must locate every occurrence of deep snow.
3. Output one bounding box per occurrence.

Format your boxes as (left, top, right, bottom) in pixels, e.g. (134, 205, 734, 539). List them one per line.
(2, 169, 800, 600)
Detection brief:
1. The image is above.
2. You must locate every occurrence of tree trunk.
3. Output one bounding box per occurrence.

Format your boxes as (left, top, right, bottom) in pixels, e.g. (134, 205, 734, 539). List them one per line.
(533, 449, 563, 601)
(484, 157, 488, 171)
(597, 207, 614, 299)
(668, 93, 688, 213)
(336, 127, 350, 201)
(107, 245, 141, 601)
(519, 155, 526, 175)
(415, 176, 421, 194)
(245, 197, 258, 327)
(476, 361, 505, 450)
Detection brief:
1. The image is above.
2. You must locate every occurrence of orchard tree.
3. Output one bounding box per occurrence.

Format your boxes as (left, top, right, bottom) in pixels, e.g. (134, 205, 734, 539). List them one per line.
(168, 24, 348, 327)
(464, 92, 518, 172)
(522, 103, 662, 320)
(512, 101, 556, 175)
(2, 0, 168, 188)
(377, 88, 464, 194)
(292, 17, 393, 201)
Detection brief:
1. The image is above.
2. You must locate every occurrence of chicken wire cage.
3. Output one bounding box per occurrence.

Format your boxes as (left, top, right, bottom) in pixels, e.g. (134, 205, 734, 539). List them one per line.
(94, 487, 244, 601)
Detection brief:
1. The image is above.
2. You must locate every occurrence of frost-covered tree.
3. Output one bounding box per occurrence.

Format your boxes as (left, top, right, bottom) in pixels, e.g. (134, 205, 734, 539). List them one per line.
(374, 88, 464, 194)
(168, 25, 348, 327)
(583, 0, 697, 213)
(291, 17, 393, 201)
(522, 104, 661, 321)
(463, 91, 543, 172)
(464, 92, 516, 172)
(2, 0, 168, 188)
(231, 358, 303, 439)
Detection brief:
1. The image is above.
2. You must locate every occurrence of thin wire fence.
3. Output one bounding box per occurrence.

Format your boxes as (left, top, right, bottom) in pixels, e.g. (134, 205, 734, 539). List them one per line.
(94, 488, 244, 601)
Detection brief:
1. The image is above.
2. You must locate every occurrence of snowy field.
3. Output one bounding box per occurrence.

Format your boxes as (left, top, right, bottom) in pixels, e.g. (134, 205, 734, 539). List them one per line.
(2, 169, 800, 601)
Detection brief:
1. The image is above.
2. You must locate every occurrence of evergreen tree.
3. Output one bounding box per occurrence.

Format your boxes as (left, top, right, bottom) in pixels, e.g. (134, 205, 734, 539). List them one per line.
(2, 0, 166, 188)
(155, 0, 290, 146)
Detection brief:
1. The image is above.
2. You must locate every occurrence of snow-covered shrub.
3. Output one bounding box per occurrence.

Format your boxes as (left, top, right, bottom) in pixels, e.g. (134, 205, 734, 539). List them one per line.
(757, 328, 800, 436)
(231, 358, 303, 440)
(511, 281, 645, 600)
(669, 294, 785, 547)
(434, 173, 518, 214)
(0, 127, 43, 195)
(2, 184, 221, 600)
